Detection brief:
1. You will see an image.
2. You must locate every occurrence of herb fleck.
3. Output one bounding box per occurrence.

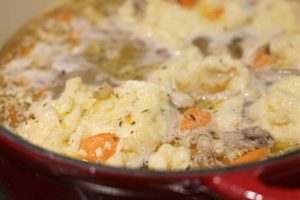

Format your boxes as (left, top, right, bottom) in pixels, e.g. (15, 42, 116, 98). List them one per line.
(29, 114, 36, 120)
(131, 121, 136, 125)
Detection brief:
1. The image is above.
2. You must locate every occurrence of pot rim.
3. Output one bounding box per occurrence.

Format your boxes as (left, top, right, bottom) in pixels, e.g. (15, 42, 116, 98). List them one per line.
(1, 126, 299, 177)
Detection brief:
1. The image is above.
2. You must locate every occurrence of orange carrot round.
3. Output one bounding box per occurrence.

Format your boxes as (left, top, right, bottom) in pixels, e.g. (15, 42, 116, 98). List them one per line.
(178, 0, 197, 7)
(208, 6, 224, 21)
(80, 133, 119, 163)
(232, 148, 269, 165)
(180, 108, 212, 133)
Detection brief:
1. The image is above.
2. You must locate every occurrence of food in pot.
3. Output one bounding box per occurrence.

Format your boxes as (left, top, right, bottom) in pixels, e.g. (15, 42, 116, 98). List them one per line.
(0, 0, 300, 170)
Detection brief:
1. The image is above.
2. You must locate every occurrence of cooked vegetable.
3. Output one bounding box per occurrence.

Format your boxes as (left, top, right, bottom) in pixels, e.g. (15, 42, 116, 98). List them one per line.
(232, 148, 269, 165)
(178, 0, 197, 7)
(80, 133, 119, 162)
(180, 108, 212, 133)
(253, 51, 276, 69)
(55, 12, 73, 24)
(200, 4, 225, 21)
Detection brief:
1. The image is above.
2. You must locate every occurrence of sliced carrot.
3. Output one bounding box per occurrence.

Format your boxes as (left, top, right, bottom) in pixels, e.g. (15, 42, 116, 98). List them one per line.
(180, 108, 212, 133)
(80, 133, 119, 163)
(232, 148, 269, 165)
(178, 0, 197, 7)
(201, 5, 225, 21)
(55, 12, 73, 24)
(253, 51, 276, 69)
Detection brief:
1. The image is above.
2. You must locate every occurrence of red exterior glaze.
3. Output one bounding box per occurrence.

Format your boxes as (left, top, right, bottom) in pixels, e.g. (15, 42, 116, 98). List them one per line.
(205, 156, 300, 200)
(0, 151, 79, 200)
(0, 128, 299, 200)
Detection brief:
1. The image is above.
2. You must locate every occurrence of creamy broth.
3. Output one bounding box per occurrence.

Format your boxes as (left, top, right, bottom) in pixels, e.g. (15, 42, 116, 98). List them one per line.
(0, 0, 300, 170)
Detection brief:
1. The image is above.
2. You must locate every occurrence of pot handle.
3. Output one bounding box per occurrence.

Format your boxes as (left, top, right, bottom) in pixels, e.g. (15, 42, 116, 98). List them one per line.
(205, 158, 300, 200)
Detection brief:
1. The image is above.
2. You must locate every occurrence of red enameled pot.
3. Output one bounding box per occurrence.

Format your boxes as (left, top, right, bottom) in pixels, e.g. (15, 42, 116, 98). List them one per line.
(0, 126, 300, 200)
